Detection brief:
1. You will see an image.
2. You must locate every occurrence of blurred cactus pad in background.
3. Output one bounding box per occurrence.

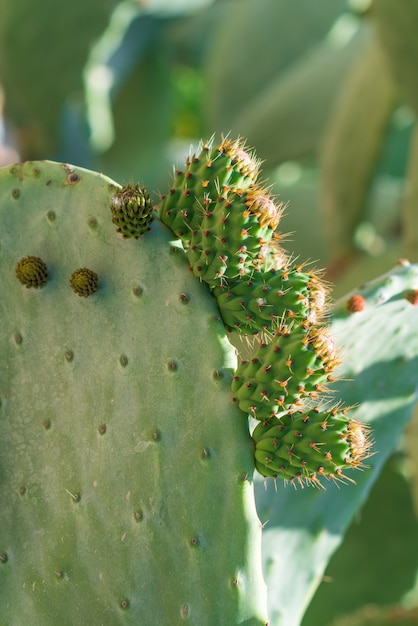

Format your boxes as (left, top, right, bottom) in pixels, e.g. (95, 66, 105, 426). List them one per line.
(1, 1, 418, 625)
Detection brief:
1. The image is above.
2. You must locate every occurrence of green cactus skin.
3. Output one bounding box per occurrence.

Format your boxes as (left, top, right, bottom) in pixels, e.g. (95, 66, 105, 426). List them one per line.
(158, 137, 261, 244)
(0, 161, 268, 625)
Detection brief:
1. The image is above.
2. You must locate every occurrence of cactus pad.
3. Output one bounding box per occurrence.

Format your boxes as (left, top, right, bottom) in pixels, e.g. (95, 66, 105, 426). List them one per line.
(0, 161, 268, 625)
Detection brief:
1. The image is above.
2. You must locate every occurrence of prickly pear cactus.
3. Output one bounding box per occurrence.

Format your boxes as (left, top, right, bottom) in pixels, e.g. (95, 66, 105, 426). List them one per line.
(3, 136, 407, 626)
(0, 161, 268, 624)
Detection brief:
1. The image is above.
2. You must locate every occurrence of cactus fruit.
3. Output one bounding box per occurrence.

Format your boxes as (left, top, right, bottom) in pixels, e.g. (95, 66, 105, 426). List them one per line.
(0, 160, 268, 624)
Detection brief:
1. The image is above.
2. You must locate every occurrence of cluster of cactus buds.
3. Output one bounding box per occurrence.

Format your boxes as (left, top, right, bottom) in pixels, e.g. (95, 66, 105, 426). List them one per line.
(158, 136, 372, 487)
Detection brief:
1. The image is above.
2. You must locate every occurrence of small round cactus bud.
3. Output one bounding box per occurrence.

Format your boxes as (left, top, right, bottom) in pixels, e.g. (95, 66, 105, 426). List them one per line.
(347, 293, 366, 313)
(15, 255, 48, 288)
(253, 407, 373, 487)
(70, 268, 99, 297)
(111, 183, 154, 238)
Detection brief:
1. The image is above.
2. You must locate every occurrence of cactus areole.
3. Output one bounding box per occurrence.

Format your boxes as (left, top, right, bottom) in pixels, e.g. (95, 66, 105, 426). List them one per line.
(0, 140, 371, 624)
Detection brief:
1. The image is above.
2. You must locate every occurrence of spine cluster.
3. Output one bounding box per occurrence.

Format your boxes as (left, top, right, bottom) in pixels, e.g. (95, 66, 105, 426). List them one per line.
(158, 137, 371, 487)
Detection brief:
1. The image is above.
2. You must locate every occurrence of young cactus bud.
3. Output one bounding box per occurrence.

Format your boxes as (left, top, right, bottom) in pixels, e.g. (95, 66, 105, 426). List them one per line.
(231, 324, 340, 420)
(15, 255, 48, 288)
(253, 406, 372, 487)
(158, 136, 261, 243)
(213, 266, 328, 335)
(111, 182, 154, 238)
(186, 186, 285, 286)
(69, 267, 99, 297)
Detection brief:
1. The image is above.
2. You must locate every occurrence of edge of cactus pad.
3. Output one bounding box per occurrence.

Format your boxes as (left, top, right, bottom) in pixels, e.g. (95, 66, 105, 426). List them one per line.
(0, 160, 268, 625)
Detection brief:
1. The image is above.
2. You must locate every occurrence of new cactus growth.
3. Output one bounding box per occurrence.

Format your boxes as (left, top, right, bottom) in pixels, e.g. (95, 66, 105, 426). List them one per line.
(184, 187, 284, 284)
(158, 137, 261, 245)
(252, 406, 371, 486)
(231, 324, 340, 422)
(110, 182, 154, 239)
(212, 266, 327, 334)
(69, 267, 99, 297)
(15, 255, 49, 288)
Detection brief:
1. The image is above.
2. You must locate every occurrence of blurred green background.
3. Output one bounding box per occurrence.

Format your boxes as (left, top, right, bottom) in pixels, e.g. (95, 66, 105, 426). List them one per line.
(1, 1, 418, 624)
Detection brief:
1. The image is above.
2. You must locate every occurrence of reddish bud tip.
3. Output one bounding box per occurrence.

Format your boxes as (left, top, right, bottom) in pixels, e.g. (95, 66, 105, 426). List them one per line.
(405, 289, 418, 305)
(347, 294, 366, 313)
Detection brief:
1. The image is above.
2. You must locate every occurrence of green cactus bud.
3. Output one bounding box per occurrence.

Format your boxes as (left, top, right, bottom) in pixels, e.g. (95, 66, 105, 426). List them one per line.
(232, 324, 340, 420)
(213, 265, 328, 335)
(69, 267, 99, 297)
(185, 186, 285, 286)
(15, 255, 48, 288)
(158, 136, 261, 244)
(110, 182, 154, 238)
(253, 406, 372, 487)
